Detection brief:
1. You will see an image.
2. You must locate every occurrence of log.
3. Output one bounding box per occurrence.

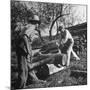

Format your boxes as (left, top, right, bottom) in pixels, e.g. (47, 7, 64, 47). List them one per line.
(40, 41, 58, 52)
(28, 53, 66, 70)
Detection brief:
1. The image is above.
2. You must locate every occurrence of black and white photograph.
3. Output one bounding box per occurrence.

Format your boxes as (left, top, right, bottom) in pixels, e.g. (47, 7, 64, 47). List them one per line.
(11, 0, 87, 89)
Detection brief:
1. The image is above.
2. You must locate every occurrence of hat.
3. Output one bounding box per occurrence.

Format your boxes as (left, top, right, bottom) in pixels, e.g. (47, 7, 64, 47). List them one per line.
(28, 15, 41, 25)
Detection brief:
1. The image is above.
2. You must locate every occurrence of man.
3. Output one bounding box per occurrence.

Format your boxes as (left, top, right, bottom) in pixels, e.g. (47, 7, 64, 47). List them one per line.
(58, 23, 80, 66)
(15, 15, 45, 89)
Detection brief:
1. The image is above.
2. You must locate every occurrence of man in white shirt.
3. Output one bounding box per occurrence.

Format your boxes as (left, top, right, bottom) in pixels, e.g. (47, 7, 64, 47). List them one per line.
(58, 23, 80, 66)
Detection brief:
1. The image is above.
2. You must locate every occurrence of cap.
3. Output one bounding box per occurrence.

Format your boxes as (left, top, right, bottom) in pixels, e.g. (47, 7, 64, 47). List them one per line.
(28, 15, 41, 25)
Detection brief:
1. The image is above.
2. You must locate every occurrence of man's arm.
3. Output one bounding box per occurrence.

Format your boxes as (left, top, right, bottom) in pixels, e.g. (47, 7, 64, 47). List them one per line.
(61, 30, 68, 44)
(23, 35, 32, 61)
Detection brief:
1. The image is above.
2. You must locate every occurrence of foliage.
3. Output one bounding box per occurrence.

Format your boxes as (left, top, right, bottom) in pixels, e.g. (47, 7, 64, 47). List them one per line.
(11, 1, 87, 47)
(11, 1, 34, 32)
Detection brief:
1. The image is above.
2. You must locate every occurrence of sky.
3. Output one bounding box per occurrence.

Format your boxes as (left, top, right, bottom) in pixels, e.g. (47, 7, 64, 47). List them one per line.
(71, 5, 87, 25)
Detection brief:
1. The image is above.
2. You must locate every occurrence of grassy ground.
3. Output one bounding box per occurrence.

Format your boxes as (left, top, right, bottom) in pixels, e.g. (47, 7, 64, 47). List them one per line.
(11, 49, 87, 89)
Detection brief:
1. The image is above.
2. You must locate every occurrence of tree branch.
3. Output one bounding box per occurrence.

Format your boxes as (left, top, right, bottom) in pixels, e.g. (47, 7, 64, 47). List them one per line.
(49, 13, 70, 40)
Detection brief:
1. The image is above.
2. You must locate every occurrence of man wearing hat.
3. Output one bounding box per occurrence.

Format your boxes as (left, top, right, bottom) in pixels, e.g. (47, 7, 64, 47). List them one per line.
(15, 15, 45, 89)
(58, 23, 80, 67)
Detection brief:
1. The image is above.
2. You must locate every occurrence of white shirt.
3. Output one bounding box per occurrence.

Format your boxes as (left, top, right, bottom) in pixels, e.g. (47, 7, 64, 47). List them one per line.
(61, 29, 74, 44)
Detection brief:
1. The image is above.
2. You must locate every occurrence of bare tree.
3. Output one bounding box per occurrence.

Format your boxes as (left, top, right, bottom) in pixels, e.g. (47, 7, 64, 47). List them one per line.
(49, 4, 72, 40)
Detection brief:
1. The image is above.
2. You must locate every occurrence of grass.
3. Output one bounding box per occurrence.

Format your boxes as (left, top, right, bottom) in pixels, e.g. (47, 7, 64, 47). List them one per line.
(11, 48, 87, 89)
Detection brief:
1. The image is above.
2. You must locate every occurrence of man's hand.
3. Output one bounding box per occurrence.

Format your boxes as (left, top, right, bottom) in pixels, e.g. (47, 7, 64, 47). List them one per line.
(27, 54, 32, 62)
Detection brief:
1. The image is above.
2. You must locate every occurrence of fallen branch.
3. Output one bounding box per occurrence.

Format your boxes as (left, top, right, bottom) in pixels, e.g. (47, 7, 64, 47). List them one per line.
(70, 69, 87, 74)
